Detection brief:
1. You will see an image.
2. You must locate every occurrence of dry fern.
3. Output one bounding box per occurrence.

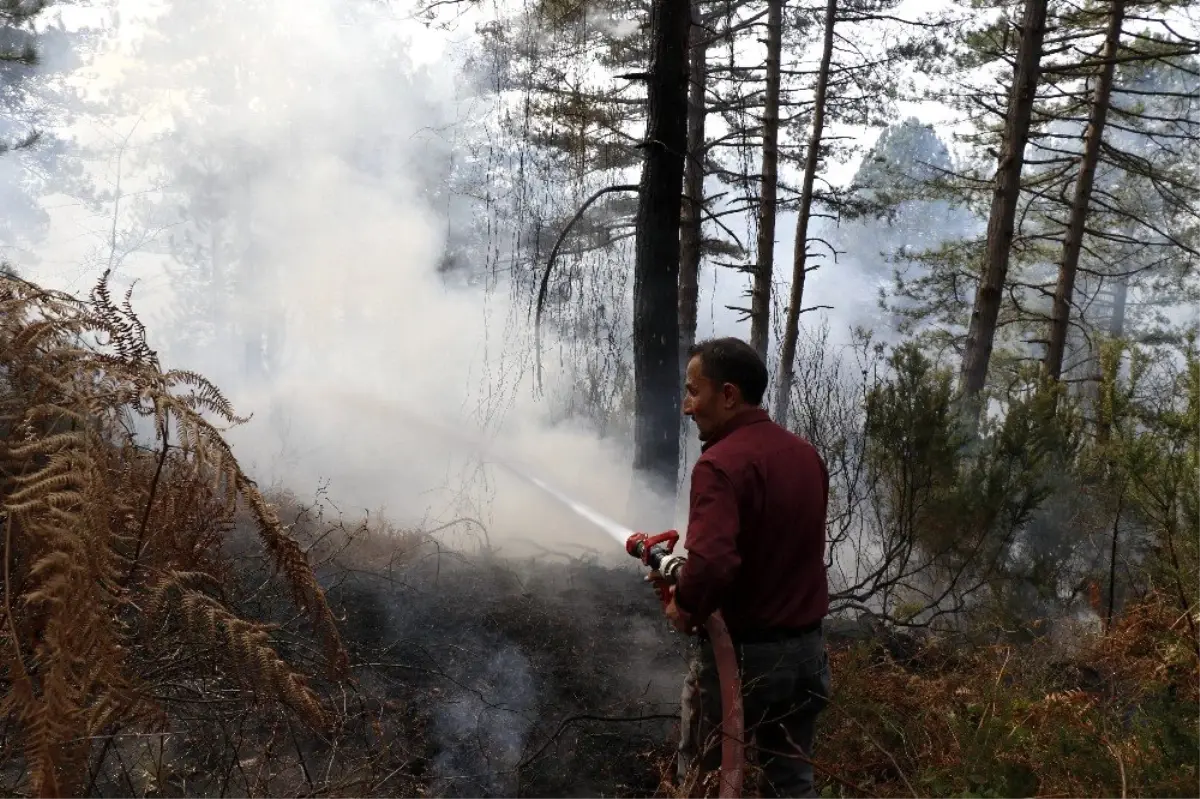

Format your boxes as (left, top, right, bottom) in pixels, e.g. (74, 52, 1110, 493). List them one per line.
(0, 269, 347, 797)
(146, 574, 327, 728)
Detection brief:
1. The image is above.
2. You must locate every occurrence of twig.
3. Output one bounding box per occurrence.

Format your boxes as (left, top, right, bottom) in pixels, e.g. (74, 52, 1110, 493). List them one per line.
(766, 730, 869, 796)
(126, 413, 170, 587)
(979, 646, 1012, 731)
(289, 719, 314, 791)
(84, 727, 120, 795)
(369, 760, 414, 793)
(3, 514, 27, 679)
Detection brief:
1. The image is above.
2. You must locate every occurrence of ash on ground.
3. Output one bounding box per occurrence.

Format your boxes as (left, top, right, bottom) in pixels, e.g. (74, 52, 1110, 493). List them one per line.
(316, 534, 689, 797)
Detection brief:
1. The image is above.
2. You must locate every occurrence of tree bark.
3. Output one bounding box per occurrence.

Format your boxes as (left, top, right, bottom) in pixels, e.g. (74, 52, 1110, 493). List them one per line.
(1044, 0, 1126, 382)
(958, 0, 1049, 409)
(679, 5, 708, 370)
(748, 0, 784, 361)
(634, 0, 691, 500)
(773, 0, 835, 423)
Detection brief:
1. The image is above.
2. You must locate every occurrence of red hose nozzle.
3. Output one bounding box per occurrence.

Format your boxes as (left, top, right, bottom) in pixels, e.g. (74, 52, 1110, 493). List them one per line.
(625, 530, 679, 565)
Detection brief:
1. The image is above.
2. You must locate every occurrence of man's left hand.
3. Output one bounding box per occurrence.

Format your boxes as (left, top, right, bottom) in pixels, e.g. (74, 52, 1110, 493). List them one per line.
(665, 596, 697, 635)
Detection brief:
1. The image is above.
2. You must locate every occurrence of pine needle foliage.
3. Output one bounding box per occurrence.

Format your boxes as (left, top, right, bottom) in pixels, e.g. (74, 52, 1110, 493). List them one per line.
(0, 270, 347, 797)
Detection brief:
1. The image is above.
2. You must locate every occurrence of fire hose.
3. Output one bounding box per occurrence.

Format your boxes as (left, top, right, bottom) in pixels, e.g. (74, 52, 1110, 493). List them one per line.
(626, 531, 745, 799)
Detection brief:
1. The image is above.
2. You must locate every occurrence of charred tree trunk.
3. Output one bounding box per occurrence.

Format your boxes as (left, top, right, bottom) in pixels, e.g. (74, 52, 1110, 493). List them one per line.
(634, 0, 691, 498)
(958, 0, 1048, 410)
(1044, 0, 1125, 382)
(774, 0, 835, 423)
(748, 0, 784, 361)
(679, 6, 708, 370)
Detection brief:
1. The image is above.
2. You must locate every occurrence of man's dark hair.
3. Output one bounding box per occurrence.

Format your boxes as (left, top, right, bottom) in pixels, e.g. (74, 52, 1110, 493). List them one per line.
(687, 337, 769, 406)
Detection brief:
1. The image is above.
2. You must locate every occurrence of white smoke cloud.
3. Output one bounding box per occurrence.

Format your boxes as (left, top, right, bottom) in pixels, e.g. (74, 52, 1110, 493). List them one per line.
(22, 0, 674, 559)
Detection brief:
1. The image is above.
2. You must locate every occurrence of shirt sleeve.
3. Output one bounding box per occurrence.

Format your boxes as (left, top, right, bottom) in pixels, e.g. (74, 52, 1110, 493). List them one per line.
(673, 458, 740, 624)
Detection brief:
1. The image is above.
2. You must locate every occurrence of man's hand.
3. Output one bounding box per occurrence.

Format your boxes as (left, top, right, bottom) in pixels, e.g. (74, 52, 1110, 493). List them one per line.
(646, 571, 697, 634)
(665, 595, 697, 635)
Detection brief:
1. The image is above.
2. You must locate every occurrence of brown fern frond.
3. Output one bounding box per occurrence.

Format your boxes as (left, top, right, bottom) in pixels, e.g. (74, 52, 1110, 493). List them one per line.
(144, 570, 224, 621)
(163, 369, 245, 423)
(0, 271, 349, 789)
(237, 475, 349, 678)
(88, 270, 158, 368)
(20, 404, 92, 427)
(173, 589, 328, 729)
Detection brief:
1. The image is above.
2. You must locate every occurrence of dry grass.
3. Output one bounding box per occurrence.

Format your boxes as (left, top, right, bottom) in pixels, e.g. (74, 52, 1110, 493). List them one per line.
(648, 594, 1197, 799)
(810, 595, 1195, 798)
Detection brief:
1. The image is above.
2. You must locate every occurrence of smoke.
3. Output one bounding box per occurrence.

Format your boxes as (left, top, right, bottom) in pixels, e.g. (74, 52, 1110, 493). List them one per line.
(21, 0, 680, 556)
(431, 644, 538, 797)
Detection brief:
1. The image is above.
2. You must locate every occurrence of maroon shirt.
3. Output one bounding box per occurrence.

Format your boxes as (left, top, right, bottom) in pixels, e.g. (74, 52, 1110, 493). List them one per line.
(673, 406, 829, 635)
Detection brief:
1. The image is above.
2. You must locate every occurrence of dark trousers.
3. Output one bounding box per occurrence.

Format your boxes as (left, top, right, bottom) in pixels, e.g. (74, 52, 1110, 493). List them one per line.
(677, 628, 830, 798)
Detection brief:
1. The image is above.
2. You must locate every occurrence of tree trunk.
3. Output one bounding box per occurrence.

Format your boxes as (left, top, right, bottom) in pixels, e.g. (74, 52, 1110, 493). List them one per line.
(958, 0, 1049, 408)
(1105, 490, 1123, 630)
(749, 0, 784, 361)
(1044, 0, 1126, 382)
(1095, 272, 1128, 443)
(633, 0, 691, 501)
(1108, 274, 1128, 338)
(773, 0, 835, 423)
(679, 5, 708, 370)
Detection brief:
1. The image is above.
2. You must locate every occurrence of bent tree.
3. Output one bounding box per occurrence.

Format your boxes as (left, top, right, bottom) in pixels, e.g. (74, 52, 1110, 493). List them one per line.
(1043, 0, 1125, 382)
(958, 0, 1050, 414)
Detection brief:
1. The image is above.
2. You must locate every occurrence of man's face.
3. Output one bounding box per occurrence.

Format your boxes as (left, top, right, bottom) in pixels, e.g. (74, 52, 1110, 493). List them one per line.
(683, 355, 737, 441)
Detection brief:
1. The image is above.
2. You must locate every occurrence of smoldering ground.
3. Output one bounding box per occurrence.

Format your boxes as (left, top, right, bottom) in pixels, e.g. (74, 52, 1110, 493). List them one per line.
(108, 499, 691, 796)
(325, 549, 687, 797)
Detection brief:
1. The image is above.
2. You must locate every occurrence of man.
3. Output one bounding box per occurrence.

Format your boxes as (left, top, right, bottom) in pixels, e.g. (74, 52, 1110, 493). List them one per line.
(667, 337, 831, 798)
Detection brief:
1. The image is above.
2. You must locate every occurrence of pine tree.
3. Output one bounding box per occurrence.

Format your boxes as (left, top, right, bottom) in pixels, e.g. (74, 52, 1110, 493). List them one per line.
(881, 0, 1196, 420)
(958, 0, 1050, 414)
(1042, 0, 1127, 382)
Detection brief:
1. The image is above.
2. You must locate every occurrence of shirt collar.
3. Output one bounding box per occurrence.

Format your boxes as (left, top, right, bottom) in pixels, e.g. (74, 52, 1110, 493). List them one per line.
(700, 406, 771, 451)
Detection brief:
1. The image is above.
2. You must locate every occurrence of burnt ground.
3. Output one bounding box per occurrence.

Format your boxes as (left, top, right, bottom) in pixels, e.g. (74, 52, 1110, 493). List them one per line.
(313, 545, 690, 797)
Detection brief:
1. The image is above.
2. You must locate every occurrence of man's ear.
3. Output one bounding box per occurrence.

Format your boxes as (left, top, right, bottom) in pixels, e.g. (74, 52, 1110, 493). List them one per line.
(721, 382, 740, 408)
